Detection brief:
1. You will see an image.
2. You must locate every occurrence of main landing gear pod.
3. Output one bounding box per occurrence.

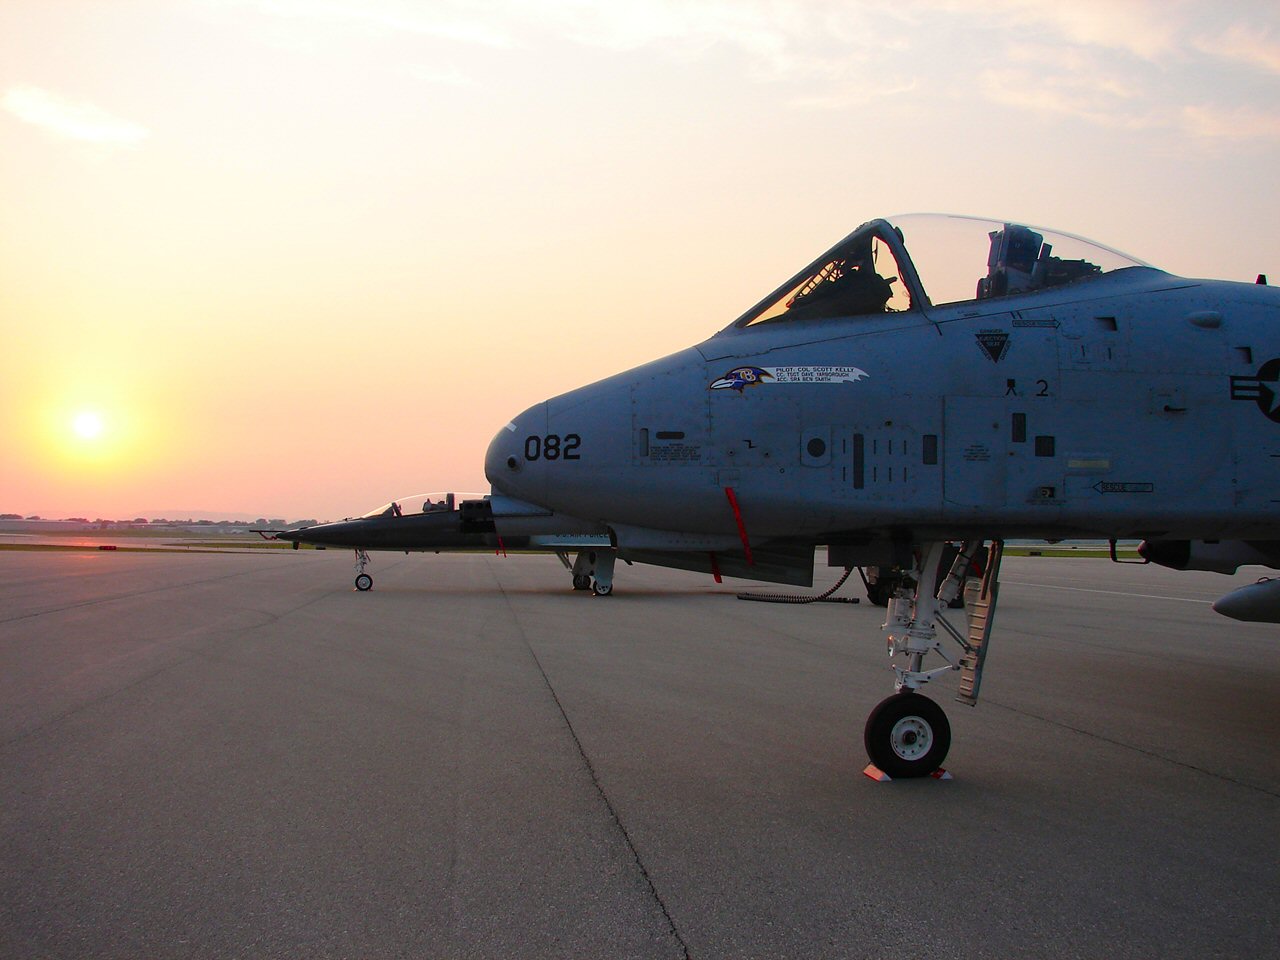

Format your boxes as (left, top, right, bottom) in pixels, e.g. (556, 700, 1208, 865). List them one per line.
(864, 540, 1003, 778)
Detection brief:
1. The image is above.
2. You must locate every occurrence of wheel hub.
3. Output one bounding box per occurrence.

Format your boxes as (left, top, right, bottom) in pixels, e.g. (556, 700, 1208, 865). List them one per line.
(889, 715, 932, 760)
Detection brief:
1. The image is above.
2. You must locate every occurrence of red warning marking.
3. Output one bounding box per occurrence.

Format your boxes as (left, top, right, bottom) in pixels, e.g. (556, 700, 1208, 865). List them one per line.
(723, 487, 753, 565)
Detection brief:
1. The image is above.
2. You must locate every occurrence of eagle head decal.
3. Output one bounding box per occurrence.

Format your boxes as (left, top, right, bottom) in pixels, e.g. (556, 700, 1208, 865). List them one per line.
(709, 366, 773, 392)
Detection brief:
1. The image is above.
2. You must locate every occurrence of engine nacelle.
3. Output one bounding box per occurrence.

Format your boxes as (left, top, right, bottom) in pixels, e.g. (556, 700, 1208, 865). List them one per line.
(1137, 539, 1280, 575)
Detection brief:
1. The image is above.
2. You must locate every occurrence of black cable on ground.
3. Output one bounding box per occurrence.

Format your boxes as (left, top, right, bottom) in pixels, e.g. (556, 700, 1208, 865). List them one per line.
(736, 566, 860, 604)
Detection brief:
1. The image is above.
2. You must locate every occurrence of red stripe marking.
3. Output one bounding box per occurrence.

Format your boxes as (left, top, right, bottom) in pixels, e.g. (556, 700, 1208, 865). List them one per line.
(723, 487, 753, 566)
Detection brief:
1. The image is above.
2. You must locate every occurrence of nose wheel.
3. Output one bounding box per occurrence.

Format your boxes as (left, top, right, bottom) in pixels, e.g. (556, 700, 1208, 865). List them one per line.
(863, 692, 950, 778)
(353, 549, 373, 591)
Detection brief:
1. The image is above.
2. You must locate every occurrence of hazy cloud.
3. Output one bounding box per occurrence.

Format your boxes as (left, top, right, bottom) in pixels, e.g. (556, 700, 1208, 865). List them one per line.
(940, 2, 1280, 141)
(2, 85, 150, 144)
(234, 0, 909, 83)
(1182, 103, 1280, 140)
(1003, 43, 1144, 99)
(535, 0, 913, 82)
(217, 0, 1280, 140)
(400, 62, 474, 86)
(1196, 23, 1280, 74)
(244, 0, 518, 48)
(790, 77, 920, 112)
(1001, 1, 1185, 60)
(979, 69, 1157, 130)
(912, 0, 1187, 61)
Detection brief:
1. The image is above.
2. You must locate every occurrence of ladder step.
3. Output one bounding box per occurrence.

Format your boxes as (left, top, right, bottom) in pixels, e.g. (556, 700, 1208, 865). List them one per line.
(957, 578, 998, 705)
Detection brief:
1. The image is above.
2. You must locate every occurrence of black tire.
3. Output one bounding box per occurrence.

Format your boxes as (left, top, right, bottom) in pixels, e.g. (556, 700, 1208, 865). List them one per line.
(355, 573, 373, 592)
(592, 581, 613, 596)
(863, 692, 950, 778)
(572, 574, 592, 591)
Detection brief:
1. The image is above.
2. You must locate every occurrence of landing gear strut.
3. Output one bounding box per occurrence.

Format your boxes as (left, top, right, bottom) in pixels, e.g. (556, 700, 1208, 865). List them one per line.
(569, 548, 617, 596)
(861, 543, 972, 608)
(354, 549, 373, 591)
(864, 540, 1003, 777)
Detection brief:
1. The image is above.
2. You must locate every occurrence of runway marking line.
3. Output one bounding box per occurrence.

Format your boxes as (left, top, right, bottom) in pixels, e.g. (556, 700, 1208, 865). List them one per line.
(1001, 580, 1214, 604)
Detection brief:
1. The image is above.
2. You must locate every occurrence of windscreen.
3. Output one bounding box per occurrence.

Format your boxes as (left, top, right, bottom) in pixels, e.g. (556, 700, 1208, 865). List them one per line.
(888, 214, 1151, 307)
(737, 224, 914, 327)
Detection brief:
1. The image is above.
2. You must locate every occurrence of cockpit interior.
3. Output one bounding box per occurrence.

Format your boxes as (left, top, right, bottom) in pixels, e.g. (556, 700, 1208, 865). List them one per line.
(735, 214, 1150, 328)
(356, 492, 483, 520)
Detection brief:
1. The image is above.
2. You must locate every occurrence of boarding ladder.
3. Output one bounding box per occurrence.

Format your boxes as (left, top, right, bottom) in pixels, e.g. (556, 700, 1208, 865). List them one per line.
(956, 540, 1003, 706)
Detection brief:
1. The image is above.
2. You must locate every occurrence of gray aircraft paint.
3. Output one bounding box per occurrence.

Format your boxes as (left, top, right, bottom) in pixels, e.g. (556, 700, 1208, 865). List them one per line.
(487, 222, 1278, 548)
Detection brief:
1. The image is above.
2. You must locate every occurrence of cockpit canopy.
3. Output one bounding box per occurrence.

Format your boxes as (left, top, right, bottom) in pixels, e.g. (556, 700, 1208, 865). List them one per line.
(357, 492, 483, 520)
(734, 214, 1151, 327)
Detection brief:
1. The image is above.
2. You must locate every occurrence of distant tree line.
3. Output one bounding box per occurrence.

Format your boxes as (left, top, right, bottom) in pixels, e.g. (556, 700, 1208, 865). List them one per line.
(0, 514, 317, 527)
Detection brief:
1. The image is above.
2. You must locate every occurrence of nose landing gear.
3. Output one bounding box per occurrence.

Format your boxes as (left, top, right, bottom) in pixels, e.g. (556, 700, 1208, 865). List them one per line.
(863, 540, 1002, 778)
(354, 549, 373, 591)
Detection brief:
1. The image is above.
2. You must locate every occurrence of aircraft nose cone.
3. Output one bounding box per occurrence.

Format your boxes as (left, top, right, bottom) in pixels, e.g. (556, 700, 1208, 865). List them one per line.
(484, 425, 521, 481)
(269, 528, 305, 550)
(485, 402, 549, 502)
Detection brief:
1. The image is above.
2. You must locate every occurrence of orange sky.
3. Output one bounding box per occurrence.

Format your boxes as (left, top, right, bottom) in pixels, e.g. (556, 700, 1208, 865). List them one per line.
(3, 0, 1279, 520)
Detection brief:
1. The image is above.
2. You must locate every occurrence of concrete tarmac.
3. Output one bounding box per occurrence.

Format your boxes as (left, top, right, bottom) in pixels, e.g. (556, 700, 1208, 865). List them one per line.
(1, 548, 1277, 958)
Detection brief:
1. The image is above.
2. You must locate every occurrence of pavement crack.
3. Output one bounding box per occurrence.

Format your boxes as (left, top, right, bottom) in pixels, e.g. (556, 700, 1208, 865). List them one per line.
(489, 564, 693, 960)
(983, 698, 1280, 800)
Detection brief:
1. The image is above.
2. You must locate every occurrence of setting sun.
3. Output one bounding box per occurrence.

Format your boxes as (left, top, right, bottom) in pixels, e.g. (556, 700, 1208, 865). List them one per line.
(72, 410, 104, 441)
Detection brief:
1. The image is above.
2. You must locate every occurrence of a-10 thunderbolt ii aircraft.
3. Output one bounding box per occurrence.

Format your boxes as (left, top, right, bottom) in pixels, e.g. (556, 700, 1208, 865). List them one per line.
(270, 491, 813, 594)
(483, 213, 1280, 779)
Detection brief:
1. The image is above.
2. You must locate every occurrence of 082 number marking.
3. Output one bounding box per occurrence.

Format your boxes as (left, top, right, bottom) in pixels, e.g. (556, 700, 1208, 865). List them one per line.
(524, 434, 581, 461)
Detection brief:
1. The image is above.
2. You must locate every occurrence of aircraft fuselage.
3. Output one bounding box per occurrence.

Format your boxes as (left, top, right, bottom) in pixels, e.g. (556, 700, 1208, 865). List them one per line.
(488, 269, 1280, 547)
